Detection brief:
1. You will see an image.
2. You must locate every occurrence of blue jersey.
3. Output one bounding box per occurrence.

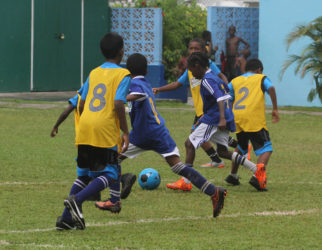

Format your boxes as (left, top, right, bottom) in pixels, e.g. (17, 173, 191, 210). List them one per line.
(199, 69, 236, 132)
(128, 76, 176, 152)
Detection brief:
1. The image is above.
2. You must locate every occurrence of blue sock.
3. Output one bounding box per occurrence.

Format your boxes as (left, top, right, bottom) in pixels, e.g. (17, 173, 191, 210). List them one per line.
(62, 176, 91, 221)
(75, 173, 110, 204)
(109, 177, 120, 203)
(171, 162, 215, 196)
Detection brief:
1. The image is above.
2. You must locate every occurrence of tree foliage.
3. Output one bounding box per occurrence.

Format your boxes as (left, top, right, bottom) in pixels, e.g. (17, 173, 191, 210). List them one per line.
(280, 16, 322, 103)
(116, 0, 207, 82)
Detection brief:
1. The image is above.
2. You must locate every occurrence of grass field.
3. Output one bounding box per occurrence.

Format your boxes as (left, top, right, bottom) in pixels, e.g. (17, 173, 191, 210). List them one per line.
(0, 99, 321, 249)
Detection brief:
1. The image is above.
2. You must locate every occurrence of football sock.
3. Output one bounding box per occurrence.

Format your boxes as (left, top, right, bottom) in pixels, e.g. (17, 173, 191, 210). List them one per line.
(228, 136, 238, 148)
(205, 147, 222, 163)
(109, 178, 121, 203)
(232, 152, 257, 173)
(62, 176, 91, 221)
(172, 162, 215, 195)
(182, 163, 192, 184)
(75, 174, 110, 204)
(230, 173, 239, 179)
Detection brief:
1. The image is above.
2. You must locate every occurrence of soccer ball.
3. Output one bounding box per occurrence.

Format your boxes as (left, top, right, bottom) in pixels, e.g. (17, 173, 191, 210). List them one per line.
(138, 168, 161, 190)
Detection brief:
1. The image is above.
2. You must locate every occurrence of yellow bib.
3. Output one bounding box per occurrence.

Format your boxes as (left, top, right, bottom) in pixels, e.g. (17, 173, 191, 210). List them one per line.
(231, 74, 267, 133)
(76, 66, 130, 148)
(188, 70, 204, 117)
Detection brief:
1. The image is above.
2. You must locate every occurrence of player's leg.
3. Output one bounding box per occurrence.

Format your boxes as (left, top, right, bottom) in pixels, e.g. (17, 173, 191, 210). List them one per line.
(166, 141, 194, 191)
(64, 146, 119, 229)
(191, 115, 224, 168)
(168, 123, 222, 191)
(56, 169, 91, 231)
(165, 153, 227, 218)
(248, 129, 273, 191)
(117, 143, 149, 199)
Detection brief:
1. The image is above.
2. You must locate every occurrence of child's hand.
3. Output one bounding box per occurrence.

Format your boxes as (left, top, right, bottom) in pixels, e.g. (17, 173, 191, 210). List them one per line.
(121, 133, 129, 153)
(218, 119, 226, 130)
(272, 110, 280, 123)
(152, 88, 159, 94)
(50, 127, 58, 137)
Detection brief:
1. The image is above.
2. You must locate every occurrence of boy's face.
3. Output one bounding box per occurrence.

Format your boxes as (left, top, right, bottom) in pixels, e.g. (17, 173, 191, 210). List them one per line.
(188, 64, 205, 80)
(229, 26, 236, 35)
(188, 42, 203, 55)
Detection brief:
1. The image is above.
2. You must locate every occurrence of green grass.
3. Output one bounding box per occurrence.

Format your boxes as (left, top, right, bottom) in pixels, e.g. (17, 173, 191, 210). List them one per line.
(0, 101, 321, 249)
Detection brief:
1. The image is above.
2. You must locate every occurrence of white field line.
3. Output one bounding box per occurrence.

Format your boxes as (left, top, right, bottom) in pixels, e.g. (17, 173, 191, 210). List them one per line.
(1, 179, 321, 186)
(0, 208, 319, 235)
(0, 240, 67, 249)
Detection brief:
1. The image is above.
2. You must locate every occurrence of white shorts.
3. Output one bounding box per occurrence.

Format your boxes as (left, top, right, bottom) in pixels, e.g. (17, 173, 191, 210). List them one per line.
(121, 143, 180, 159)
(189, 123, 229, 149)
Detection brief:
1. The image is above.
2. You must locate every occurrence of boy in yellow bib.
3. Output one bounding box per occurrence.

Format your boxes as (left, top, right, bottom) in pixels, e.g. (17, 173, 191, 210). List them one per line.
(225, 59, 279, 191)
(62, 33, 131, 230)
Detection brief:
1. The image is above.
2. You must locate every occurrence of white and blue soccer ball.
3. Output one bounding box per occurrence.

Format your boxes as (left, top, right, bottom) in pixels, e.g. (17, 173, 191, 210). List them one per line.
(138, 168, 161, 190)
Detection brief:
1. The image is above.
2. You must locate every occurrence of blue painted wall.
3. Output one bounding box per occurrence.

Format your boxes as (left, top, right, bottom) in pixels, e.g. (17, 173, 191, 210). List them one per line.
(259, 0, 322, 107)
(207, 7, 259, 64)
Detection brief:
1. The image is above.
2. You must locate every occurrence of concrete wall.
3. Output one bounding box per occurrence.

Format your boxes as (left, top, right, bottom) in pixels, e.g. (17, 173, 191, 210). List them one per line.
(259, 0, 322, 107)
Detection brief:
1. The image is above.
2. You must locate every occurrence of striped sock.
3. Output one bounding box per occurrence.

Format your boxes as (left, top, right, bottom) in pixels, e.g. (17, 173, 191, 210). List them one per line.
(62, 176, 91, 221)
(171, 162, 215, 196)
(109, 178, 120, 203)
(232, 152, 257, 173)
(75, 174, 109, 204)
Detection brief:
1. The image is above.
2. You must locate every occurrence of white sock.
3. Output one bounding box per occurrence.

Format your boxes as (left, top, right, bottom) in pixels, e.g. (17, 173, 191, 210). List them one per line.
(230, 173, 239, 179)
(232, 152, 257, 173)
(183, 177, 191, 184)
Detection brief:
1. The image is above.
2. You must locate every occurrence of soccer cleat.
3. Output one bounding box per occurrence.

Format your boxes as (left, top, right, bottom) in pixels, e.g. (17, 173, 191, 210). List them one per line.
(120, 173, 137, 199)
(200, 161, 225, 168)
(166, 178, 192, 191)
(211, 187, 227, 218)
(64, 195, 85, 230)
(225, 174, 240, 185)
(55, 216, 76, 231)
(254, 163, 267, 189)
(95, 200, 121, 213)
(249, 176, 268, 192)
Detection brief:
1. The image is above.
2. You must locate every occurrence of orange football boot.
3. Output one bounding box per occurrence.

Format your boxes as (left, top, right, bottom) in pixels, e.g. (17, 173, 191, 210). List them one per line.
(166, 177, 192, 191)
(254, 163, 267, 189)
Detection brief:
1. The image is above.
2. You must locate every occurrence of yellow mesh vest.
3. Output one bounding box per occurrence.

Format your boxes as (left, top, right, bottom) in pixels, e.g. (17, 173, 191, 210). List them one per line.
(76, 66, 130, 148)
(231, 74, 268, 133)
(188, 70, 204, 117)
(74, 93, 81, 144)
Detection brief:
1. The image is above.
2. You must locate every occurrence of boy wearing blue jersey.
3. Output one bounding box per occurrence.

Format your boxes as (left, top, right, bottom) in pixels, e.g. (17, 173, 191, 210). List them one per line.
(225, 59, 279, 191)
(186, 52, 267, 192)
(96, 53, 227, 218)
(153, 38, 237, 191)
(58, 32, 131, 230)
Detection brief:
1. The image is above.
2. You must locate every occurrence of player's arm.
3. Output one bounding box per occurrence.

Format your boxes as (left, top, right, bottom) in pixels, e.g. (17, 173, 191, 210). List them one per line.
(78, 77, 90, 116)
(239, 37, 249, 49)
(126, 94, 146, 102)
(115, 100, 129, 153)
(51, 104, 74, 137)
(268, 86, 279, 123)
(115, 75, 131, 153)
(210, 61, 228, 84)
(217, 100, 227, 130)
(152, 81, 182, 94)
(51, 93, 79, 137)
(218, 72, 228, 84)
